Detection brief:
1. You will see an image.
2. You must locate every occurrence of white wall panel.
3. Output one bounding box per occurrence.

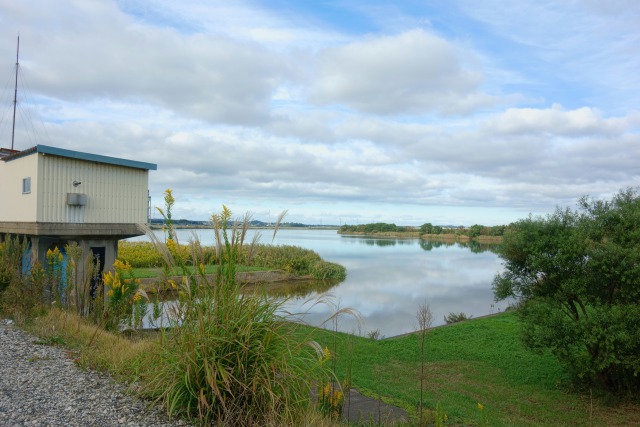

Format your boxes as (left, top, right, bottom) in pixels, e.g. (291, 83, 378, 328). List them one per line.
(0, 154, 39, 222)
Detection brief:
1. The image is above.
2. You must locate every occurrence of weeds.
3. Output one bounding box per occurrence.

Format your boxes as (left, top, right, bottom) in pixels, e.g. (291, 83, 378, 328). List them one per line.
(0, 236, 28, 294)
(102, 260, 147, 332)
(416, 302, 433, 426)
(144, 203, 332, 426)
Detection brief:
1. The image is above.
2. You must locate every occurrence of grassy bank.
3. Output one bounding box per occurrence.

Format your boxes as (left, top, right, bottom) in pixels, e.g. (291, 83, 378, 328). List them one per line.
(8, 309, 639, 426)
(118, 241, 346, 281)
(22, 309, 341, 427)
(308, 312, 639, 426)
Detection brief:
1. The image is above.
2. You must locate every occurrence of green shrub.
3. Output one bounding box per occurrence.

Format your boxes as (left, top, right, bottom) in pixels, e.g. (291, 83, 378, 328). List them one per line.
(494, 188, 640, 393)
(311, 260, 346, 281)
(444, 312, 473, 324)
(117, 241, 166, 268)
(243, 244, 345, 280)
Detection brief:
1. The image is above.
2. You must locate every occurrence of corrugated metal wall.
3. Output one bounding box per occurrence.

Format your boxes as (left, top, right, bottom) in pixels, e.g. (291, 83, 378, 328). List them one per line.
(38, 154, 149, 223)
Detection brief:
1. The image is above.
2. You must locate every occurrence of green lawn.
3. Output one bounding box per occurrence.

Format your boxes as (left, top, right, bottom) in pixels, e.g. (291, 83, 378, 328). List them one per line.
(307, 312, 639, 426)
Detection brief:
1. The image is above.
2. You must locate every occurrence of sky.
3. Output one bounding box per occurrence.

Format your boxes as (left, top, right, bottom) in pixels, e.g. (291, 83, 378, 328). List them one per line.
(0, 0, 638, 226)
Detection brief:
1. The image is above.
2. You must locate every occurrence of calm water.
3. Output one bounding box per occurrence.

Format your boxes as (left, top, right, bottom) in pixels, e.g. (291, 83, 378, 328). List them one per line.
(129, 228, 507, 337)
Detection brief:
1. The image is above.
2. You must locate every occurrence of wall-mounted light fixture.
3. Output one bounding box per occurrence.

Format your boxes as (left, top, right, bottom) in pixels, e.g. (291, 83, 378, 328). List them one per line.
(73, 180, 81, 187)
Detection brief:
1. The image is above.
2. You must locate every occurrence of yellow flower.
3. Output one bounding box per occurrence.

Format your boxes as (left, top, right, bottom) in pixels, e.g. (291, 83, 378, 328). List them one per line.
(103, 274, 112, 287)
(323, 383, 331, 397)
(322, 346, 331, 362)
(169, 279, 177, 289)
(477, 402, 484, 411)
(221, 205, 232, 222)
(164, 189, 174, 205)
(332, 390, 343, 407)
(133, 293, 142, 303)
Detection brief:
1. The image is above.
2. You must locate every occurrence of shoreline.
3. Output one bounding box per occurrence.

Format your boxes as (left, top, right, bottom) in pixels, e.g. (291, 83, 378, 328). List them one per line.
(338, 231, 503, 243)
(138, 269, 315, 293)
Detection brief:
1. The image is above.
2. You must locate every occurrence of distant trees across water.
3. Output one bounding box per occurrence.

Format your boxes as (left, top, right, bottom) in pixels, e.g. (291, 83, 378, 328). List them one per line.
(338, 223, 415, 233)
(338, 222, 507, 238)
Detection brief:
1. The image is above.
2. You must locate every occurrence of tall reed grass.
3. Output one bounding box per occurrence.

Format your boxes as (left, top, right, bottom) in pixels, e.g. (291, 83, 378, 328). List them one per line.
(142, 203, 332, 426)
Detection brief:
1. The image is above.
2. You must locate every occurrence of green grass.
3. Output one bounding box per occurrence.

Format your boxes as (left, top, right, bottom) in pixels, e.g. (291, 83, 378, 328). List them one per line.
(307, 312, 640, 426)
(17, 309, 640, 426)
(119, 240, 346, 281)
(131, 264, 267, 278)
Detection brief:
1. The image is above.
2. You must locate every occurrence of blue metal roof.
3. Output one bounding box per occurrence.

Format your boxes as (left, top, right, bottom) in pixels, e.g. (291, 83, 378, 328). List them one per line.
(1, 145, 157, 171)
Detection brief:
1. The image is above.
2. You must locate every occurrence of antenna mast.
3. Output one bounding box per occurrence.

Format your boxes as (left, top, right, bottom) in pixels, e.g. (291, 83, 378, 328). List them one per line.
(11, 35, 19, 150)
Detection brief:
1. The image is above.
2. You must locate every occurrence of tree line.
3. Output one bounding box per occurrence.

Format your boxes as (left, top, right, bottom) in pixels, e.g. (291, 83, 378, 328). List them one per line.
(338, 222, 507, 238)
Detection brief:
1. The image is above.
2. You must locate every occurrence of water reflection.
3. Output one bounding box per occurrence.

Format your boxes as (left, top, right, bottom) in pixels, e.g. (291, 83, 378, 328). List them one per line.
(419, 238, 499, 254)
(243, 278, 341, 298)
(142, 279, 341, 329)
(130, 229, 507, 337)
(340, 235, 416, 247)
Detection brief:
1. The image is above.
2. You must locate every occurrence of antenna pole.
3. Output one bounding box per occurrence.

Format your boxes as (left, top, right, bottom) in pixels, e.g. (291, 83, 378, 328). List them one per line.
(11, 35, 19, 150)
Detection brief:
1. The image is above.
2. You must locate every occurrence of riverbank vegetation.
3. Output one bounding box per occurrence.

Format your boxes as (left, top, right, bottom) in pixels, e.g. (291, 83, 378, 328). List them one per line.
(2, 188, 639, 425)
(338, 222, 506, 243)
(6, 303, 639, 426)
(118, 240, 346, 281)
(306, 312, 639, 426)
(0, 198, 349, 426)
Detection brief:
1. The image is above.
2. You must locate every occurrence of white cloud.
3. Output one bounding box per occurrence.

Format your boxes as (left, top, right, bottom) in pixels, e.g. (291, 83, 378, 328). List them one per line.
(2, 1, 290, 125)
(309, 29, 495, 115)
(1, 1, 638, 226)
(486, 104, 630, 136)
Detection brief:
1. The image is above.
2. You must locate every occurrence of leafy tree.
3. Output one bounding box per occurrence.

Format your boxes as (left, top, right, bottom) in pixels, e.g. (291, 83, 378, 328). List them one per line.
(469, 224, 484, 238)
(339, 223, 400, 233)
(493, 188, 640, 393)
(420, 223, 434, 234)
(488, 224, 506, 236)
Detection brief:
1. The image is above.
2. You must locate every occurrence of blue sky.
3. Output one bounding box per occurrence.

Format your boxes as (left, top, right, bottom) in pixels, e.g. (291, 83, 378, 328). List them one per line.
(0, 0, 638, 226)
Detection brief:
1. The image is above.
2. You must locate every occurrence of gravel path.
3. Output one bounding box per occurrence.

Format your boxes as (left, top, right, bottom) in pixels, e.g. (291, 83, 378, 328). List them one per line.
(0, 319, 185, 427)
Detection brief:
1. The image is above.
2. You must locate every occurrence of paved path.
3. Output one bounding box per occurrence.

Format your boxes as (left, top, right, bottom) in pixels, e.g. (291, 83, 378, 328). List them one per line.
(342, 388, 409, 425)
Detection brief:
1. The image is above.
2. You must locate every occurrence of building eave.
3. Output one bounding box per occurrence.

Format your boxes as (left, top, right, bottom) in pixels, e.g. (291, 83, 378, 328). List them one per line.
(0, 222, 147, 239)
(1, 145, 157, 171)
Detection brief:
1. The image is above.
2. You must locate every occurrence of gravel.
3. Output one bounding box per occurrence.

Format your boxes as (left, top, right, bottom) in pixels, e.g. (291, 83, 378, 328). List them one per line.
(0, 319, 186, 427)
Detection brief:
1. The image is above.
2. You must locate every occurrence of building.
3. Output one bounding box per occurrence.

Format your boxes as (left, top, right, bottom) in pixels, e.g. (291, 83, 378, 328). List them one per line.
(0, 144, 156, 281)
